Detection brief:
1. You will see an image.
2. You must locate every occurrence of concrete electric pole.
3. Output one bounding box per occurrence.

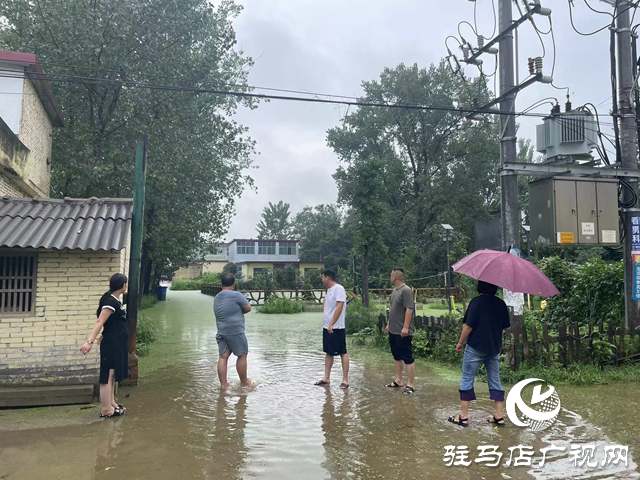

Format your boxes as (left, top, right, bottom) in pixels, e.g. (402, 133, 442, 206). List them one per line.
(498, 0, 520, 251)
(614, 1, 640, 328)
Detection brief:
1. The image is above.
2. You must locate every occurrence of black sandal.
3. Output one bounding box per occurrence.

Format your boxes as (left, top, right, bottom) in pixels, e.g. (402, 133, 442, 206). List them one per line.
(448, 414, 469, 427)
(488, 416, 505, 426)
(99, 408, 123, 419)
(385, 381, 404, 388)
(403, 386, 416, 395)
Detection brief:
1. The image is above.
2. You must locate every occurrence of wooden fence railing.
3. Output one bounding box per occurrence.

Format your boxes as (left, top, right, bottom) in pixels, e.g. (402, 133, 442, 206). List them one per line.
(201, 285, 326, 305)
(376, 314, 640, 370)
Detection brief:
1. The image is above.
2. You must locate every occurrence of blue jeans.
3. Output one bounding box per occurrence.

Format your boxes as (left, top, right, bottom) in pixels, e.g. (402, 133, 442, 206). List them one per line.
(459, 345, 504, 402)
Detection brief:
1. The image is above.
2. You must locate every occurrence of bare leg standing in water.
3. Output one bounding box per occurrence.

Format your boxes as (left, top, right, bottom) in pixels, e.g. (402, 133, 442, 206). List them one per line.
(236, 354, 252, 387)
(218, 349, 232, 389)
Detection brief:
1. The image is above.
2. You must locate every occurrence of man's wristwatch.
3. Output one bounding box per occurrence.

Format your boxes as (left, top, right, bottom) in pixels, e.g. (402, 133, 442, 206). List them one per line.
(87, 340, 94, 344)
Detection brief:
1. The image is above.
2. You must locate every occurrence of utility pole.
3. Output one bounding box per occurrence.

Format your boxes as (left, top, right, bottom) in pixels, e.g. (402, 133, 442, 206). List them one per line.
(615, 1, 640, 328)
(498, 0, 520, 251)
(126, 137, 148, 385)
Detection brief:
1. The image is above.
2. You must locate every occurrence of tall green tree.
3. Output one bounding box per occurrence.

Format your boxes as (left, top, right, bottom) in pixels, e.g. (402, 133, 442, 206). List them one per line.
(257, 201, 292, 239)
(0, 0, 257, 292)
(327, 62, 501, 289)
(292, 204, 352, 270)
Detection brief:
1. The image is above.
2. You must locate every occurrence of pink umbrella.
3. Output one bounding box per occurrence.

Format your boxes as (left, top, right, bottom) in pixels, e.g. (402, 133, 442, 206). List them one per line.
(452, 249, 560, 297)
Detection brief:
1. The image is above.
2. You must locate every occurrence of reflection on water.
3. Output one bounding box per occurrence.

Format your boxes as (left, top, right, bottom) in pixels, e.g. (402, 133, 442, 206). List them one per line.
(0, 291, 638, 480)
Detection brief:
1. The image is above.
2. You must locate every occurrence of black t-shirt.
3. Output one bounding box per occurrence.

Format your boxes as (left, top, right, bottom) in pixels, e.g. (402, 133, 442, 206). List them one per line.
(464, 294, 511, 356)
(100, 296, 128, 338)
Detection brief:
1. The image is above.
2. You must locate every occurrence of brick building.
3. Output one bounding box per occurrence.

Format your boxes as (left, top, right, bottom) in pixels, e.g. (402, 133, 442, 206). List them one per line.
(0, 51, 132, 404)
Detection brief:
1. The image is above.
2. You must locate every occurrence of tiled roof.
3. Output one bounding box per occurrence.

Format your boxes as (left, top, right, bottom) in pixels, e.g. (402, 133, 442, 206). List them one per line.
(0, 197, 132, 251)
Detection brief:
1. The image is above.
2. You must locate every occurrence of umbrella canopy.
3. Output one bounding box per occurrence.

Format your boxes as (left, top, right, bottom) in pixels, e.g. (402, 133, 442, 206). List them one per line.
(452, 249, 560, 297)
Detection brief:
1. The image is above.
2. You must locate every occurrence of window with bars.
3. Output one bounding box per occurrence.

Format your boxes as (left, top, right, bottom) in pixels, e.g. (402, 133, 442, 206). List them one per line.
(258, 241, 276, 255)
(0, 253, 37, 316)
(279, 242, 297, 255)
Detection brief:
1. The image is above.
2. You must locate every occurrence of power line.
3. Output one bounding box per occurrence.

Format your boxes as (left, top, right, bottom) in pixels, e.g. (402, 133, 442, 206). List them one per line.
(568, 0, 639, 36)
(0, 70, 570, 119)
(548, 18, 571, 94)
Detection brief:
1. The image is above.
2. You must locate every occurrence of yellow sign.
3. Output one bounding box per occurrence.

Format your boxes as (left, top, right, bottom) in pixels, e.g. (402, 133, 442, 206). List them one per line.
(558, 232, 575, 244)
(634, 254, 640, 264)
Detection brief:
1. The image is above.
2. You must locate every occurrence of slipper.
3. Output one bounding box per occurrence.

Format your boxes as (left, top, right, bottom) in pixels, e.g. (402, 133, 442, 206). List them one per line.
(403, 386, 416, 395)
(448, 414, 469, 427)
(339, 383, 349, 389)
(100, 408, 123, 419)
(385, 381, 404, 388)
(314, 380, 329, 386)
(488, 416, 505, 427)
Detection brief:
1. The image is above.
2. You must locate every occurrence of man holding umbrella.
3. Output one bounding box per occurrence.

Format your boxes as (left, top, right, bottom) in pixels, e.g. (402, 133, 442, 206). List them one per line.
(447, 249, 559, 427)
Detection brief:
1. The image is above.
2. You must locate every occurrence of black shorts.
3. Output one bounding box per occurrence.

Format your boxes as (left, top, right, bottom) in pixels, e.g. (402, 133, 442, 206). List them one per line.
(323, 328, 347, 356)
(389, 333, 414, 365)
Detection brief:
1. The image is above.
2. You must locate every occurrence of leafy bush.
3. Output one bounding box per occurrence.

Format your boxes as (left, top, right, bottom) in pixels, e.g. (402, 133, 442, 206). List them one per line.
(345, 302, 379, 334)
(140, 294, 158, 310)
(591, 340, 617, 367)
(258, 296, 304, 314)
(135, 314, 157, 357)
(539, 257, 624, 327)
(412, 329, 431, 357)
(200, 272, 221, 285)
(430, 327, 463, 366)
(171, 279, 202, 291)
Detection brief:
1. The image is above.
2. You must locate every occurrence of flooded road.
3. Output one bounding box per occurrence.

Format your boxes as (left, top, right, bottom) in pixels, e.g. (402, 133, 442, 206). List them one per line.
(1, 291, 639, 479)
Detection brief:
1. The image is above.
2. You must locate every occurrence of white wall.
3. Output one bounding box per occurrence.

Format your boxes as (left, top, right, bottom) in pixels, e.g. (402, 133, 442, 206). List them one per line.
(0, 63, 24, 134)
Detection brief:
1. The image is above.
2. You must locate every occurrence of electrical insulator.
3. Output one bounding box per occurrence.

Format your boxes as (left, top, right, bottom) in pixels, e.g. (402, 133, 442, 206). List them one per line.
(477, 35, 485, 49)
(535, 57, 543, 74)
(553, 102, 561, 114)
(528, 57, 535, 75)
(565, 96, 572, 112)
(462, 45, 470, 60)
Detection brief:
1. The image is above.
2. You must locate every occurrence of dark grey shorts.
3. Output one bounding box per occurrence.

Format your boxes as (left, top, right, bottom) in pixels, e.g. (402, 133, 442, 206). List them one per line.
(216, 333, 249, 357)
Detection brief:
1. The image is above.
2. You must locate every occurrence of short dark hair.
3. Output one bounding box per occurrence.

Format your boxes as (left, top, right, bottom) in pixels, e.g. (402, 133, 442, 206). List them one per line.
(393, 267, 404, 273)
(221, 275, 236, 287)
(322, 270, 336, 281)
(477, 280, 498, 295)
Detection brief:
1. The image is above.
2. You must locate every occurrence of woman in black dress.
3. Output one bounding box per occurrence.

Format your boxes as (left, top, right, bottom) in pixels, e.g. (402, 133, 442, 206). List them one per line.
(81, 273, 129, 418)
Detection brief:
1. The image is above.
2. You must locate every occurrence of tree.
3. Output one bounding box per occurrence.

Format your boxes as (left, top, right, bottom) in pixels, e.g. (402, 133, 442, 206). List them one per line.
(0, 0, 257, 293)
(257, 201, 293, 239)
(292, 204, 352, 270)
(327, 62, 501, 289)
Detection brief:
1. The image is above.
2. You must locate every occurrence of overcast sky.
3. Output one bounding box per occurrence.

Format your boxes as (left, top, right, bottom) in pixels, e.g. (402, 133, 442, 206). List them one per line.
(225, 0, 618, 241)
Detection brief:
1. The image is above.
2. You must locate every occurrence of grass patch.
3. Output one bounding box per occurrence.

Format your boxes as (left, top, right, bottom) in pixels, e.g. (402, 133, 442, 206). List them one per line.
(498, 360, 640, 386)
(140, 294, 158, 310)
(135, 313, 157, 357)
(345, 302, 379, 334)
(258, 296, 304, 314)
(170, 279, 202, 291)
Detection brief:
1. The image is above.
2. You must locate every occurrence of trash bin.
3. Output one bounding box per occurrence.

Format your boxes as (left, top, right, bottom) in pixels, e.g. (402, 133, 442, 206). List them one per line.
(156, 286, 168, 301)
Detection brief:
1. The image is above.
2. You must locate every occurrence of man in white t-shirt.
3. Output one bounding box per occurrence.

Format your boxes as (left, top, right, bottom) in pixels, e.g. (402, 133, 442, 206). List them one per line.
(314, 270, 349, 389)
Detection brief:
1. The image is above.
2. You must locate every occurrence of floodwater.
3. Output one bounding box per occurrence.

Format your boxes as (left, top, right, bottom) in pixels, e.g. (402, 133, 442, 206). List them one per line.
(1, 291, 639, 480)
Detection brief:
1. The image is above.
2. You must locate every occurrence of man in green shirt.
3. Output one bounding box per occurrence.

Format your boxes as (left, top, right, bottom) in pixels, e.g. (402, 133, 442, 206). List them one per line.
(385, 268, 416, 394)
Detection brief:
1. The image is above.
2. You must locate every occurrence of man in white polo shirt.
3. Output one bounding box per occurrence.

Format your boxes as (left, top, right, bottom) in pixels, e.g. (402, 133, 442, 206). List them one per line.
(314, 270, 349, 389)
